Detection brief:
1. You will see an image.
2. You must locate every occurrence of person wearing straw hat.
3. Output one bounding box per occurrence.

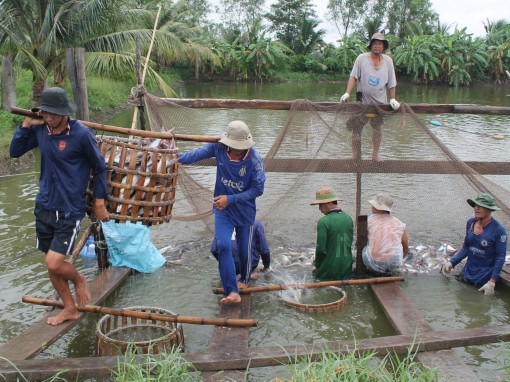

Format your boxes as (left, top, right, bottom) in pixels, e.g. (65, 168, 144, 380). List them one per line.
(310, 187, 353, 280)
(179, 121, 266, 304)
(362, 193, 408, 275)
(10, 87, 109, 325)
(441, 193, 507, 295)
(340, 32, 400, 161)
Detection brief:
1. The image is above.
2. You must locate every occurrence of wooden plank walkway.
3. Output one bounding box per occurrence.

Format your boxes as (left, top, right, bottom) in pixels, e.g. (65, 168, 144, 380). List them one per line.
(201, 283, 254, 382)
(0, 266, 132, 360)
(192, 158, 510, 175)
(0, 324, 509, 381)
(371, 283, 481, 382)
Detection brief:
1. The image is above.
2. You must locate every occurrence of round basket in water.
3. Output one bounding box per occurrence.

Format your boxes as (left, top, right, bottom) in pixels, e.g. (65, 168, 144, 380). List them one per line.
(86, 136, 179, 226)
(96, 306, 185, 356)
(282, 287, 347, 314)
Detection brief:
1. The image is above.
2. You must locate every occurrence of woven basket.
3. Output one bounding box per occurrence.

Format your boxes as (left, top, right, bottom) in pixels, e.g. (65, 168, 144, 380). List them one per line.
(86, 136, 179, 226)
(282, 287, 347, 314)
(96, 306, 185, 356)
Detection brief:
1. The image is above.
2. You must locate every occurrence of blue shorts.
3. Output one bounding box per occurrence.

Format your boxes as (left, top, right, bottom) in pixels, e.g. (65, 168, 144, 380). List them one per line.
(34, 204, 81, 255)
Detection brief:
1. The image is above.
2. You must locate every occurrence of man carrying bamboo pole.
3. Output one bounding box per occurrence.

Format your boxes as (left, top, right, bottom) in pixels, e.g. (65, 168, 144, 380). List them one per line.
(9, 87, 109, 325)
(179, 121, 266, 304)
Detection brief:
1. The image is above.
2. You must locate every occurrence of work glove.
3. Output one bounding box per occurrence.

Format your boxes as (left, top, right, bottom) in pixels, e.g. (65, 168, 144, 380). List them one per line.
(478, 280, 495, 295)
(440, 261, 452, 276)
(390, 98, 401, 110)
(340, 93, 350, 103)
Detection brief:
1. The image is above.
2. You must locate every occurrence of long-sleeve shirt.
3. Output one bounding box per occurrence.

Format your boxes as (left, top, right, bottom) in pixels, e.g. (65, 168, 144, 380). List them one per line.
(10, 120, 107, 219)
(451, 217, 507, 285)
(314, 208, 353, 280)
(179, 143, 265, 226)
(211, 220, 271, 272)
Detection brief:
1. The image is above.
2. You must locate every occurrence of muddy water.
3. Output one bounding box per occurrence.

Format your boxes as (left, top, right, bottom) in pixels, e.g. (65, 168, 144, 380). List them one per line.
(0, 82, 509, 381)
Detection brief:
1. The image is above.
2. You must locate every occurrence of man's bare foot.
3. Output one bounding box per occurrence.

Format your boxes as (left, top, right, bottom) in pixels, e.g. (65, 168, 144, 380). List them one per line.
(75, 275, 91, 307)
(238, 281, 249, 290)
(347, 155, 361, 161)
(220, 292, 241, 305)
(47, 309, 79, 326)
(372, 155, 383, 162)
(250, 269, 260, 280)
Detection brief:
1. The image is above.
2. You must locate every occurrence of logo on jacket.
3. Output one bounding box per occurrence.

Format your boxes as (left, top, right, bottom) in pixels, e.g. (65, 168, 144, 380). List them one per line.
(58, 141, 66, 151)
(481, 239, 489, 247)
(239, 166, 247, 177)
(502, 235, 507, 243)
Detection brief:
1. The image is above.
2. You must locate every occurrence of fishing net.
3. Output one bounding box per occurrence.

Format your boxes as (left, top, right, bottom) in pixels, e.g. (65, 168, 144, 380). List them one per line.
(138, 89, 510, 258)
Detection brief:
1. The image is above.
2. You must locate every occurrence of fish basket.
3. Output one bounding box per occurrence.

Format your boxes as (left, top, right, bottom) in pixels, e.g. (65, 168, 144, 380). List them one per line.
(96, 306, 185, 356)
(86, 136, 179, 226)
(282, 287, 347, 314)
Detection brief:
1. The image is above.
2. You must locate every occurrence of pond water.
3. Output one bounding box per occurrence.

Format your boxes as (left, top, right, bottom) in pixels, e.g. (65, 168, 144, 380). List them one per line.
(0, 81, 509, 381)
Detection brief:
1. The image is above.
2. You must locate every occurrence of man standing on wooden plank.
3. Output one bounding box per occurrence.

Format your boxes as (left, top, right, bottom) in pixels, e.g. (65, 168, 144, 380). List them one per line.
(340, 32, 400, 161)
(310, 187, 353, 280)
(9, 87, 109, 325)
(179, 121, 266, 304)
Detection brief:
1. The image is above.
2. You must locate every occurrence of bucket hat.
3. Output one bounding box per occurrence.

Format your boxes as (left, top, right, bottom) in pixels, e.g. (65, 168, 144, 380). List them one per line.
(31, 87, 76, 116)
(219, 120, 255, 150)
(467, 193, 500, 211)
(368, 193, 394, 212)
(367, 32, 389, 51)
(310, 187, 343, 205)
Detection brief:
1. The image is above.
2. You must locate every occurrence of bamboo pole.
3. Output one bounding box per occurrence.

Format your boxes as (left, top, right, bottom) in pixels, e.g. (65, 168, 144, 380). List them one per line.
(22, 296, 258, 327)
(130, 4, 162, 134)
(212, 276, 404, 295)
(10, 107, 219, 142)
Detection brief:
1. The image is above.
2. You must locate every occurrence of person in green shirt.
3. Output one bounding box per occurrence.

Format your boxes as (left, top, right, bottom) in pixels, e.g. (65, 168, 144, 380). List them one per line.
(310, 187, 354, 280)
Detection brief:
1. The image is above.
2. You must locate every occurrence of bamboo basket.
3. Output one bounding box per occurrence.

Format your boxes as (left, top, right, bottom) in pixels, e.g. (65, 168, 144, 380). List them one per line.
(96, 306, 185, 356)
(282, 287, 347, 314)
(86, 136, 179, 226)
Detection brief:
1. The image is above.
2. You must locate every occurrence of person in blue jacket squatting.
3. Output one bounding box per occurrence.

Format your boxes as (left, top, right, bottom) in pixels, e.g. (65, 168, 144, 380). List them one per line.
(179, 121, 266, 304)
(10, 87, 110, 325)
(441, 193, 507, 295)
(211, 219, 271, 277)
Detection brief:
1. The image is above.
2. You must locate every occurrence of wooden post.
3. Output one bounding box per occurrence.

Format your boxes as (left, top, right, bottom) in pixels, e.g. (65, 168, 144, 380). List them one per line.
(356, 215, 368, 277)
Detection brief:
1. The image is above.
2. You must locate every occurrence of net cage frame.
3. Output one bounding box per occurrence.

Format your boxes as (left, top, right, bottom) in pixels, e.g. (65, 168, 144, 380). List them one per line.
(86, 135, 179, 226)
(282, 287, 348, 314)
(96, 305, 185, 356)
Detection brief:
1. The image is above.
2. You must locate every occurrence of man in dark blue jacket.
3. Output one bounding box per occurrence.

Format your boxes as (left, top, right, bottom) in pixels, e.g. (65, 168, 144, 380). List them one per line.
(211, 220, 271, 276)
(10, 87, 109, 325)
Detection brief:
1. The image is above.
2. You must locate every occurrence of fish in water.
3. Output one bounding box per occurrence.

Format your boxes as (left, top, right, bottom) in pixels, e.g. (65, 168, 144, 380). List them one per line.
(399, 243, 457, 274)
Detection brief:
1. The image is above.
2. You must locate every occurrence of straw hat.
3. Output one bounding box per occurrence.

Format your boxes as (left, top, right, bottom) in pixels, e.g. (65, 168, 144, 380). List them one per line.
(219, 121, 255, 150)
(31, 87, 76, 116)
(367, 32, 389, 51)
(310, 187, 343, 205)
(368, 193, 394, 212)
(467, 193, 500, 211)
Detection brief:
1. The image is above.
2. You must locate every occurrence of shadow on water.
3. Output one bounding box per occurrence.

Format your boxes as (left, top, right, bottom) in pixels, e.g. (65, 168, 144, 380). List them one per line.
(0, 82, 509, 381)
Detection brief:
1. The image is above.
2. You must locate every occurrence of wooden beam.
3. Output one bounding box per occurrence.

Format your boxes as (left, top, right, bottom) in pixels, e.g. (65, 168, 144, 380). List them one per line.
(192, 158, 510, 175)
(371, 283, 481, 382)
(163, 98, 510, 115)
(0, 267, 132, 360)
(0, 324, 508, 381)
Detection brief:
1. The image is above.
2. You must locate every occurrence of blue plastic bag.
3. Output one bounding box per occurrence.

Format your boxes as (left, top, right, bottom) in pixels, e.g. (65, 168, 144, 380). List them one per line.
(101, 221, 166, 273)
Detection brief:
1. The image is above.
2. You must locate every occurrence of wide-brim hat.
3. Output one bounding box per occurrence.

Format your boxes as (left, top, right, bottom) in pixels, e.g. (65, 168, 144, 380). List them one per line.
(31, 87, 76, 116)
(219, 120, 255, 150)
(467, 193, 500, 211)
(368, 193, 394, 212)
(310, 187, 343, 205)
(367, 32, 389, 51)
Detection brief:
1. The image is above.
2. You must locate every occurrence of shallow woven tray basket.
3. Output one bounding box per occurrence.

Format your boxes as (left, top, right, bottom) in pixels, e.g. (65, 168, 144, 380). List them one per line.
(96, 306, 185, 356)
(282, 287, 348, 314)
(86, 136, 179, 226)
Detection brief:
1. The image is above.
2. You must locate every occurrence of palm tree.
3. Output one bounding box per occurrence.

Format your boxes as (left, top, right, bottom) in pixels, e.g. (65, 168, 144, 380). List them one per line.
(394, 35, 441, 83)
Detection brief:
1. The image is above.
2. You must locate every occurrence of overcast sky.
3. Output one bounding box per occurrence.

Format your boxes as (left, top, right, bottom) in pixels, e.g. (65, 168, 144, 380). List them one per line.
(210, 0, 509, 44)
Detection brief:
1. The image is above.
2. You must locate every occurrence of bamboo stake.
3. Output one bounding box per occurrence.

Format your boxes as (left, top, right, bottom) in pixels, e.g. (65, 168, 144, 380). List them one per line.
(22, 296, 258, 327)
(10, 107, 219, 142)
(130, 4, 162, 134)
(212, 276, 404, 295)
